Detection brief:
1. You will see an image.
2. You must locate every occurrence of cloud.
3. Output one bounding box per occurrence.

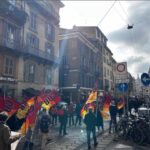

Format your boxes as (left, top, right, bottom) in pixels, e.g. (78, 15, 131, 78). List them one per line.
(108, 1, 150, 77)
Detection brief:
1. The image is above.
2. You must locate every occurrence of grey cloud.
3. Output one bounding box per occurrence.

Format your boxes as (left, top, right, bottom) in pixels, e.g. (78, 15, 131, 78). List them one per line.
(127, 56, 145, 66)
(108, 1, 150, 54)
(108, 1, 150, 76)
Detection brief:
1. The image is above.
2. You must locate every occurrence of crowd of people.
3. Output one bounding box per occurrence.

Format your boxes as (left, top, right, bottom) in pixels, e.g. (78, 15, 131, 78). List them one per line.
(0, 95, 146, 150)
(35, 101, 105, 150)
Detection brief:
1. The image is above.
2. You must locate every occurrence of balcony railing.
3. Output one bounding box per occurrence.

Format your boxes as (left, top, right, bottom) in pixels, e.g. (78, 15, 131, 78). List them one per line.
(0, 35, 58, 64)
(23, 45, 58, 64)
(0, 35, 21, 50)
(0, 1, 27, 26)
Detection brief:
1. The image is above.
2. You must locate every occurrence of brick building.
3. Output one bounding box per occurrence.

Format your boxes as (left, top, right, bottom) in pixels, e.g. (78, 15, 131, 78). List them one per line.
(59, 27, 103, 103)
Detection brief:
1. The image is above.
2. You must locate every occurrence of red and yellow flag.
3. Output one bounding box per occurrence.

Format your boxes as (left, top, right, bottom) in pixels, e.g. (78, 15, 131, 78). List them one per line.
(117, 96, 125, 109)
(101, 93, 111, 120)
(81, 91, 97, 118)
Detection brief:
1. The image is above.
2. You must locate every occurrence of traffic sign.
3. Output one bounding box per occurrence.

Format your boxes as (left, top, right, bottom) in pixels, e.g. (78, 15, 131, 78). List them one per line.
(118, 83, 128, 92)
(141, 73, 150, 86)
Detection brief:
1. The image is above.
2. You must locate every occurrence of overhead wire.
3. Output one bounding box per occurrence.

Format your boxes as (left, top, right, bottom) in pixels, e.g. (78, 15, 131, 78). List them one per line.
(113, 4, 127, 26)
(118, 0, 129, 23)
(97, 0, 117, 27)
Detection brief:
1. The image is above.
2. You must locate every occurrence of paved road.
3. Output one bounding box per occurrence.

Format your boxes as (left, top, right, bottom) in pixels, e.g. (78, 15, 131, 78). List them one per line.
(33, 121, 110, 150)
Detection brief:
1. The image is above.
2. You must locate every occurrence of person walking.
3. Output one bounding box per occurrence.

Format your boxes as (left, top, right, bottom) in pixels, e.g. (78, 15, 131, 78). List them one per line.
(39, 108, 51, 150)
(58, 105, 68, 136)
(51, 106, 58, 126)
(68, 102, 75, 126)
(0, 111, 21, 150)
(109, 100, 117, 134)
(84, 107, 98, 150)
(95, 108, 104, 133)
(75, 102, 82, 126)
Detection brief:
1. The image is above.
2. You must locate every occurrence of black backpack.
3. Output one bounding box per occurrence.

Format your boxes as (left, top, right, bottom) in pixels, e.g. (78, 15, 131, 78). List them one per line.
(40, 115, 49, 133)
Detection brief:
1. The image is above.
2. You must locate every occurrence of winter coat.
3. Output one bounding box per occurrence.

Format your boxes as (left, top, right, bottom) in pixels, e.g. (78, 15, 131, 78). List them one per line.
(0, 123, 19, 150)
(109, 104, 117, 117)
(96, 111, 103, 127)
(84, 112, 96, 130)
(39, 114, 51, 133)
(59, 109, 68, 124)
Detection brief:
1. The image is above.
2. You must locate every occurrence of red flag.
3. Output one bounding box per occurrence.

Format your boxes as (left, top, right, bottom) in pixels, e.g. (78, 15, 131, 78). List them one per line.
(0, 96, 20, 116)
(117, 96, 125, 109)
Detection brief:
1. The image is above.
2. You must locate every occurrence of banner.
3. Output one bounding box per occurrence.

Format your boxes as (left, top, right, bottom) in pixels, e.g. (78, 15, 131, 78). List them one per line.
(0, 96, 21, 116)
(117, 96, 125, 109)
(101, 93, 112, 120)
(81, 91, 97, 118)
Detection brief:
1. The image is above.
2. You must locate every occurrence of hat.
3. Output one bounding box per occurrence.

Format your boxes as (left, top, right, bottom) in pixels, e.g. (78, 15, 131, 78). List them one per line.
(0, 111, 8, 122)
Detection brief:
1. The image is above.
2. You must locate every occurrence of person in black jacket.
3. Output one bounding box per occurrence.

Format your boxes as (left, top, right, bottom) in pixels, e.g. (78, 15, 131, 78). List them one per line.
(39, 108, 51, 150)
(58, 105, 68, 136)
(109, 100, 117, 134)
(84, 107, 98, 150)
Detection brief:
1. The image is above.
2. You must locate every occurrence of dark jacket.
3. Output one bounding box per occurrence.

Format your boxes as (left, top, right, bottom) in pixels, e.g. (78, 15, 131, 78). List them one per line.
(59, 109, 68, 123)
(96, 111, 103, 126)
(84, 111, 96, 130)
(40, 114, 51, 133)
(0, 123, 20, 150)
(109, 104, 117, 117)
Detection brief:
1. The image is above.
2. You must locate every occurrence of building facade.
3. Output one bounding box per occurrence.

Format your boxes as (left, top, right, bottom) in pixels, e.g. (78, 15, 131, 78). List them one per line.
(59, 27, 101, 103)
(72, 26, 115, 93)
(0, 0, 63, 97)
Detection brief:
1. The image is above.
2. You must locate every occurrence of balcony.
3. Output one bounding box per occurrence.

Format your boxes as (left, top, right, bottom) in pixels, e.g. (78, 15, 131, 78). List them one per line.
(23, 45, 58, 64)
(0, 35, 21, 51)
(27, 0, 59, 24)
(0, 1, 27, 26)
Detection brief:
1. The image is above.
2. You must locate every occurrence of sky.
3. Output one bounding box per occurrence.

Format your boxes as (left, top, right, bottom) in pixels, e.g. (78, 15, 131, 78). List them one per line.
(59, 0, 150, 78)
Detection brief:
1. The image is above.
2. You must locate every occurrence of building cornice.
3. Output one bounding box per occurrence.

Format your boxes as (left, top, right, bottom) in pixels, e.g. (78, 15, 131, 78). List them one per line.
(59, 31, 99, 53)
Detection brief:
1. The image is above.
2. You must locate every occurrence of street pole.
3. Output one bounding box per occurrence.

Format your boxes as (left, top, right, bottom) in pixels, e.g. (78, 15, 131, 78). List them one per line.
(123, 84, 126, 115)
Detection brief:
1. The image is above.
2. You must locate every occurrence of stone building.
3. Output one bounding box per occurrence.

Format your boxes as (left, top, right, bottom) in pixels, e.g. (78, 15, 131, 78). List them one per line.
(72, 26, 115, 92)
(0, 0, 64, 97)
(59, 26, 114, 102)
(59, 27, 101, 103)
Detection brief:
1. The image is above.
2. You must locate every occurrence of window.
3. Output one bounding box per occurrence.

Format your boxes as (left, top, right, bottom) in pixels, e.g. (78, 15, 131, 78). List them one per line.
(62, 56, 67, 65)
(24, 63, 35, 82)
(7, 24, 15, 43)
(45, 23, 55, 41)
(46, 68, 52, 85)
(45, 43, 53, 56)
(104, 67, 106, 77)
(27, 33, 39, 48)
(81, 56, 86, 67)
(28, 64, 35, 82)
(30, 12, 37, 31)
(4, 57, 14, 76)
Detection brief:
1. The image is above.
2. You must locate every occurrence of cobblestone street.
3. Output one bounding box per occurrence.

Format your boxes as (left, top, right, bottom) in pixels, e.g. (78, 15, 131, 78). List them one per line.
(33, 121, 110, 150)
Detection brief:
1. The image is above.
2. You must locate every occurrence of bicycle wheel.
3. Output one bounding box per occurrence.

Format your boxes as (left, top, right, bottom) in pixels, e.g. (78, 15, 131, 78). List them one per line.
(131, 128, 144, 145)
(116, 123, 124, 137)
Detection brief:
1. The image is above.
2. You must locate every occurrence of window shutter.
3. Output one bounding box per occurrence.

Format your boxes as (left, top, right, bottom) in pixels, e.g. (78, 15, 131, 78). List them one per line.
(36, 37, 39, 49)
(52, 26, 55, 41)
(45, 23, 48, 39)
(26, 33, 30, 46)
(24, 63, 29, 81)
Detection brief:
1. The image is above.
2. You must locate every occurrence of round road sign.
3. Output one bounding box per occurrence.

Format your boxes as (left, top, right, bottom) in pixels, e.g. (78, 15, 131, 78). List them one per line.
(117, 63, 126, 72)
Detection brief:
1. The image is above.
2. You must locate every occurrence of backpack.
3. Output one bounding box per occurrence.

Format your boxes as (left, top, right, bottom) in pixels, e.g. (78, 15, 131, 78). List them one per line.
(40, 115, 49, 133)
